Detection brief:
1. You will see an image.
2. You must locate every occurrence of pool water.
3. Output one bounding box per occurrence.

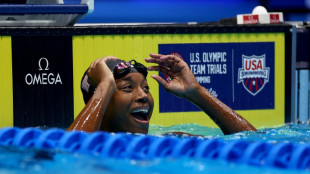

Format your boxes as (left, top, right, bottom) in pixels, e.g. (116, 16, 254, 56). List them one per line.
(0, 123, 310, 174)
(149, 123, 310, 143)
(149, 123, 224, 137)
(0, 146, 308, 174)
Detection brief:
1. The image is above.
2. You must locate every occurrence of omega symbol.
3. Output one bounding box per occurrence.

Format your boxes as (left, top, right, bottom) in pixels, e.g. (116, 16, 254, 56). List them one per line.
(38, 57, 49, 71)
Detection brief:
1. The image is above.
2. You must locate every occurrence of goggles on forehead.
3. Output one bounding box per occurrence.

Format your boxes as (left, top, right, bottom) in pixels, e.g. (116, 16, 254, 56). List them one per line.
(113, 60, 148, 79)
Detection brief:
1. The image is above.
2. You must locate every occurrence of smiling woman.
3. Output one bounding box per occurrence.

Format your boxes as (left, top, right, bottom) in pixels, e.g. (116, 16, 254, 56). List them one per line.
(68, 57, 154, 133)
(67, 53, 256, 135)
(99, 72, 154, 133)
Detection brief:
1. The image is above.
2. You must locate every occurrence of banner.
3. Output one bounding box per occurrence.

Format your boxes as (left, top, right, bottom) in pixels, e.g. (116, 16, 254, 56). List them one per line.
(12, 36, 73, 128)
(159, 42, 275, 112)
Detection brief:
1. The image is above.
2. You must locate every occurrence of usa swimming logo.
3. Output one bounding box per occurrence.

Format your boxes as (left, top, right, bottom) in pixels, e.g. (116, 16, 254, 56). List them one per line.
(238, 54, 270, 96)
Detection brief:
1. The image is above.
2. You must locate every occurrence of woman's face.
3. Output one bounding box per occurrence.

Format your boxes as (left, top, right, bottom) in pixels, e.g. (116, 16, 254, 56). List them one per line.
(101, 72, 154, 133)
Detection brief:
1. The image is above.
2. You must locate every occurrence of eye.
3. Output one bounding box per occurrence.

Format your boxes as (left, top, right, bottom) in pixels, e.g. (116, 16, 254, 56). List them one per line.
(143, 85, 150, 93)
(121, 85, 133, 92)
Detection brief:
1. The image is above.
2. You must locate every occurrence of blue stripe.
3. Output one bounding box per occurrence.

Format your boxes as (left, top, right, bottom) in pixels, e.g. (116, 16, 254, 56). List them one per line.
(0, 4, 88, 15)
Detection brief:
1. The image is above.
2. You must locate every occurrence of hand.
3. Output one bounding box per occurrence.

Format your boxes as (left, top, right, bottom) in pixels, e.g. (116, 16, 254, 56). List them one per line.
(145, 53, 200, 99)
(87, 56, 118, 87)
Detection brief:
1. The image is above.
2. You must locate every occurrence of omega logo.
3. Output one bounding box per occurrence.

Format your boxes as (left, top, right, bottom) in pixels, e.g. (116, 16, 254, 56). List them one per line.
(38, 57, 49, 71)
(25, 57, 63, 85)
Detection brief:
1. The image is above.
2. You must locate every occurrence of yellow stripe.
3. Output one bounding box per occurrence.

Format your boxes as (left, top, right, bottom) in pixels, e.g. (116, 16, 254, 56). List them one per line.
(0, 36, 13, 127)
(102, 35, 114, 56)
(72, 36, 85, 119)
(123, 35, 134, 59)
(93, 35, 104, 58)
(113, 35, 124, 59)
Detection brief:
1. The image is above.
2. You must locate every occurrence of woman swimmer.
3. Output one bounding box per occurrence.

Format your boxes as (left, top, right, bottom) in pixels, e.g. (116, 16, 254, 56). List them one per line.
(67, 53, 257, 135)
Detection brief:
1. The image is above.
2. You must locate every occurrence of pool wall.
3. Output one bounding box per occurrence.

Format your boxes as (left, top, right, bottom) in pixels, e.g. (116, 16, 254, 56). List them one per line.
(0, 24, 292, 129)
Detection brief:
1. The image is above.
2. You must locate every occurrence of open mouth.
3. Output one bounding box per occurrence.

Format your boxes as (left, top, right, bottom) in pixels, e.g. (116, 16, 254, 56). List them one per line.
(131, 108, 149, 124)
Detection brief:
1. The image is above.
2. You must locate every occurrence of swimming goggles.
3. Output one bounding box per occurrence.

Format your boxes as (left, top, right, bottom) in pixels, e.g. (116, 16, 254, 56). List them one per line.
(113, 60, 148, 79)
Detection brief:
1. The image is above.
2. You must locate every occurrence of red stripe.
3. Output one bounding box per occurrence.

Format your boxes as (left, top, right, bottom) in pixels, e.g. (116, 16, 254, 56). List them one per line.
(259, 78, 264, 85)
(245, 78, 249, 86)
(249, 78, 253, 91)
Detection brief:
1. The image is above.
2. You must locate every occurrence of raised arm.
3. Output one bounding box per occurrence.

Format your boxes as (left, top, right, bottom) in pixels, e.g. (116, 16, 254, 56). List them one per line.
(145, 53, 256, 135)
(67, 56, 118, 132)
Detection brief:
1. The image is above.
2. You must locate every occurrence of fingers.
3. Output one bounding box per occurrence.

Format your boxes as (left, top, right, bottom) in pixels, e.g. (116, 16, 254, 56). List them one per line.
(87, 56, 118, 85)
(149, 53, 182, 63)
(103, 56, 118, 64)
(149, 53, 164, 58)
(145, 58, 172, 68)
(158, 54, 182, 64)
(148, 65, 174, 77)
(146, 53, 182, 68)
(150, 75, 168, 89)
(88, 56, 117, 71)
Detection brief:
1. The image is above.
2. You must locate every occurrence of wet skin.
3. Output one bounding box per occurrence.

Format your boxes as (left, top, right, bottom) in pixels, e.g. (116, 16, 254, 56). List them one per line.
(68, 54, 256, 135)
(100, 72, 154, 134)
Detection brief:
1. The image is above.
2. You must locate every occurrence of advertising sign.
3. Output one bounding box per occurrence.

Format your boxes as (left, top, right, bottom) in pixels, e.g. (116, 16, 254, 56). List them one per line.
(12, 36, 74, 128)
(159, 42, 275, 112)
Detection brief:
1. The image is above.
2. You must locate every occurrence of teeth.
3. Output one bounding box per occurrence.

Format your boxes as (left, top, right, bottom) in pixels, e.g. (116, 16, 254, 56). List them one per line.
(131, 108, 149, 114)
